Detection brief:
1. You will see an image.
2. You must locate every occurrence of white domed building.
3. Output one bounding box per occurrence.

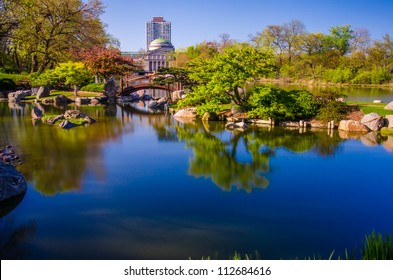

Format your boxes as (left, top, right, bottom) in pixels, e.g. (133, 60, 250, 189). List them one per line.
(144, 38, 175, 72)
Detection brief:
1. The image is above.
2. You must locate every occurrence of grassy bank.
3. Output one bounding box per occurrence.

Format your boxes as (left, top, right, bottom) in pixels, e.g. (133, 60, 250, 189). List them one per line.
(23, 90, 102, 101)
(347, 101, 392, 116)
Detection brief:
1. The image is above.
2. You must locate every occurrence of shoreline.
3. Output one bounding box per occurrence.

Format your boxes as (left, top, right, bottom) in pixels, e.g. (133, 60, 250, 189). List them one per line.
(259, 78, 393, 89)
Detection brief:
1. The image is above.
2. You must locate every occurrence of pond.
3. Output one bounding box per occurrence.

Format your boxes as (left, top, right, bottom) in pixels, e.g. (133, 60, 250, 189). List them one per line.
(0, 93, 393, 260)
(278, 84, 393, 103)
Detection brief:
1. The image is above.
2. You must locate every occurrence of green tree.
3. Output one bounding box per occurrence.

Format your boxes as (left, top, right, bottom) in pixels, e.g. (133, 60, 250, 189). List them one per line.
(181, 43, 276, 112)
(5, 0, 109, 74)
(324, 25, 354, 55)
(31, 61, 92, 95)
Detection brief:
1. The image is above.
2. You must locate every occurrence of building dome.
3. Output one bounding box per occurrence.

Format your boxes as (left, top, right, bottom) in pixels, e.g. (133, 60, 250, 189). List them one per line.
(149, 38, 174, 51)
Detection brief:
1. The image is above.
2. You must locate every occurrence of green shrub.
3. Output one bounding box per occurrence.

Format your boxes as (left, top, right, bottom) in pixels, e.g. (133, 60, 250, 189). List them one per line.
(195, 101, 221, 117)
(352, 69, 392, 84)
(314, 89, 350, 123)
(247, 85, 318, 121)
(80, 83, 105, 92)
(323, 68, 354, 83)
(0, 72, 29, 87)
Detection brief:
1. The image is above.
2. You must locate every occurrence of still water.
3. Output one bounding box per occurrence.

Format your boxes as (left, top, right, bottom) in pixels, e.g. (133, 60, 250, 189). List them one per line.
(1, 88, 393, 260)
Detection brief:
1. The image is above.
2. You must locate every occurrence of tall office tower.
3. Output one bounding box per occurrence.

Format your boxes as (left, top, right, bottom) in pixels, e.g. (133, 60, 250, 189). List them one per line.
(146, 16, 171, 49)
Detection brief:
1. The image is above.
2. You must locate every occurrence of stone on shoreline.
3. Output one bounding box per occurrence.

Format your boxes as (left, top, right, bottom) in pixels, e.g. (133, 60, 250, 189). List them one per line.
(8, 90, 32, 102)
(338, 120, 369, 132)
(361, 113, 385, 131)
(174, 108, 197, 119)
(36, 86, 50, 99)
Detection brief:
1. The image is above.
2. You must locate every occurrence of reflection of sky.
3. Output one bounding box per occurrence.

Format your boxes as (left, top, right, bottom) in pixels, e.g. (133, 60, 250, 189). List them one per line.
(3, 107, 393, 259)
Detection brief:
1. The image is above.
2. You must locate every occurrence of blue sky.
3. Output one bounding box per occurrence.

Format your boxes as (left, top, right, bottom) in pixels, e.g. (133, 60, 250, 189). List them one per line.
(100, 0, 393, 51)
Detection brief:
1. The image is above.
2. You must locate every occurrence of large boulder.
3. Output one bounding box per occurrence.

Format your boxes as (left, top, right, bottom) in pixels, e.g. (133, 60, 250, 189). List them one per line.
(384, 101, 393, 110)
(36, 86, 50, 99)
(0, 162, 27, 201)
(54, 94, 71, 105)
(338, 120, 369, 132)
(104, 77, 117, 101)
(361, 113, 385, 131)
(8, 90, 31, 102)
(173, 108, 197, 119)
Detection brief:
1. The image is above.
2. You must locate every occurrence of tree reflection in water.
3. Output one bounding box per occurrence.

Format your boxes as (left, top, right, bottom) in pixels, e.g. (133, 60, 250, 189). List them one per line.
(154, 119, 345, 192)
(1, 103, 130, 196)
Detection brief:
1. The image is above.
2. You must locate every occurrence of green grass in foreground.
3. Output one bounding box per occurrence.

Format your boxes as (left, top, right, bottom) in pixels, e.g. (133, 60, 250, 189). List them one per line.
(197, 231, 393, 260)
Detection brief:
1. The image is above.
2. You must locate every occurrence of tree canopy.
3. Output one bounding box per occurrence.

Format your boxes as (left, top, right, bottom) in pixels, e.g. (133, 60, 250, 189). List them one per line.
(178, 43, 276, 112)
(1, 0, 109, 74)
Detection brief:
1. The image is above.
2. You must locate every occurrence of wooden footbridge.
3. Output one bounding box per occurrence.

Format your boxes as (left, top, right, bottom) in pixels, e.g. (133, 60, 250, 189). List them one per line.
(119, 72, 182, 96)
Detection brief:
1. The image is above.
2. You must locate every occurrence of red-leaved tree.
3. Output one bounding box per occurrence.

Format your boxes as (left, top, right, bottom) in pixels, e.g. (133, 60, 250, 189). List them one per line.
(76, 47, 141, 81)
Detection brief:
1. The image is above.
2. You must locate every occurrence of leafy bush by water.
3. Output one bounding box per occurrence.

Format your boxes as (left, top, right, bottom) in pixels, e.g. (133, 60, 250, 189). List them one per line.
(80, 83, 105, 93)
(246, 85, 318, 121)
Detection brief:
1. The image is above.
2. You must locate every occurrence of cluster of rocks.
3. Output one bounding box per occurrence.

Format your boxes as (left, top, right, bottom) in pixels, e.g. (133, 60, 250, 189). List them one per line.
(119, 89, 153, 102)
(0, 145, 22, 166)
(339, 112, 393, 133)
(75, 96, 107, 106)
(7, 90, 32, 102)
(5, 87, 107, 107)
(148, 97, 168, 110)
(31, 106, 96, 129)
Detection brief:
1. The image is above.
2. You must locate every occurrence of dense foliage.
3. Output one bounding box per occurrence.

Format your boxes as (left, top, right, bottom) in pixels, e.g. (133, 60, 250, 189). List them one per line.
(177, 43, 276, 115)
(1, 0, 109, 74)
(249, 21, 393, 84)
(29, 62, 92, 90)
(246, 85, 318, 121)
(80, 83, 105, 93)
(75, 47, 139, 80)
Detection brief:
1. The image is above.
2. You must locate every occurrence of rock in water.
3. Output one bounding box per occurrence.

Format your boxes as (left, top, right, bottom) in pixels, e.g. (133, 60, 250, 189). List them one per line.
(8, 90, 32, 102)
(173, 108, 197, 119)
(104, 77, 117, 101)
(0, 162, 27, 201)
